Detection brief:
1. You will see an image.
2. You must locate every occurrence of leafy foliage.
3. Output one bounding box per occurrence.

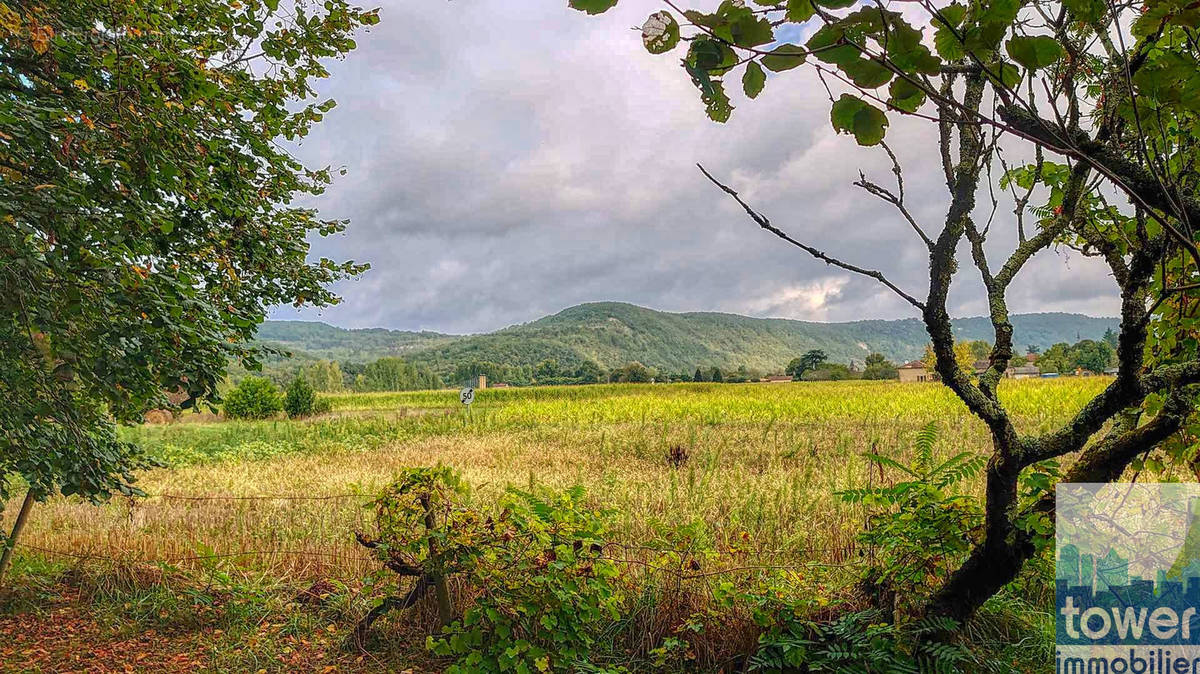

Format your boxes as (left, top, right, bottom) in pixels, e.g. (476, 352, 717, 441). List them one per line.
(750, 608, 970, 673)
(0, 0, 374, 503)
(360, 468, 623, 673)
(283, 376, 317, 418)
(222, 377, 282, 421)
(838, 423, 985, 608)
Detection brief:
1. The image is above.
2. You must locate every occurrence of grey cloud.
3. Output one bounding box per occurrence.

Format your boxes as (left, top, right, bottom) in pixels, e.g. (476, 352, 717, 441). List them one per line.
(273, 0, 1121, 334)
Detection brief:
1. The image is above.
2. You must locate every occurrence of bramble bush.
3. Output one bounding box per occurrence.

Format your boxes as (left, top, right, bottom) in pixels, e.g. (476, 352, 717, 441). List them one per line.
(222, 377, 282, 420)
(356, 467, 624, 673)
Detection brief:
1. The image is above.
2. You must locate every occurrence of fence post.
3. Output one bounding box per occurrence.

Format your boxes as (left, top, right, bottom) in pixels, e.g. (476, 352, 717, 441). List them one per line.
(420, 493, 453, 626)
(0, 491, 36, 588)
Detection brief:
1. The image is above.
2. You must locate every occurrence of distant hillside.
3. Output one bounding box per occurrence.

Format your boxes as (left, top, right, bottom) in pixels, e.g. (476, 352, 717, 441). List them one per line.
(260, 302, 1119, 375)
(257, 320, 454, 361)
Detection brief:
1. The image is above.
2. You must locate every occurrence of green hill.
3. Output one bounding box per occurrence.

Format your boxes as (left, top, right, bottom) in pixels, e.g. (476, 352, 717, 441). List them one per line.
(260, 302, 1119, 375)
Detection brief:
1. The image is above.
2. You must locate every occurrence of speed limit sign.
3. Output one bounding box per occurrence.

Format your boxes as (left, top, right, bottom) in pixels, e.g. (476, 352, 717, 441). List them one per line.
(459, 387, 475, 406)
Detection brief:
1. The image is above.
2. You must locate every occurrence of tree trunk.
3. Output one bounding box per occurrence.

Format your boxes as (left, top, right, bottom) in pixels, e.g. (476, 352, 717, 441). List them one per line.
(926, 448, 1031, 623)
(420, 495, 453, 627)
(0, 491, 35, 588)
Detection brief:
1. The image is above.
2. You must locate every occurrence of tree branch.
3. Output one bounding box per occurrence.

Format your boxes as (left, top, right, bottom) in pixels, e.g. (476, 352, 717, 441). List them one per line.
(697, 164, 926, 311)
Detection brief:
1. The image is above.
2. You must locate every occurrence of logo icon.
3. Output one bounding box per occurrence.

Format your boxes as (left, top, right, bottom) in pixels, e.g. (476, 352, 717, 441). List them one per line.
(1056, 483, 1200, 673)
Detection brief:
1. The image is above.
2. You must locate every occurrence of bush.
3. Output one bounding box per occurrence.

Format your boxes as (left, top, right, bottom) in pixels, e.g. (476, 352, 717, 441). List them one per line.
(283, 376, 316, 418)
(222, 376, 282, 420)
(356, 468, 623, 673)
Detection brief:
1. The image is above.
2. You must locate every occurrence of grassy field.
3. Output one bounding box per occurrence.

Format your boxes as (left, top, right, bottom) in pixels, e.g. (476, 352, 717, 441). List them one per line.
(0, 378, 1107, 671)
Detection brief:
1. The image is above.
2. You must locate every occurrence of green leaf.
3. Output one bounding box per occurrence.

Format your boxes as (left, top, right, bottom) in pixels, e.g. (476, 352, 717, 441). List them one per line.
(730, 13, 774, 48)
(887, 77, 926, 113)
(641, 11, 680, 55)
(933, 6, 967, 62)
(264, 0, 280, 10)
(806, 24, 860, 66)
(842, 58, 893, 88)
(786, 0, 816, 22)
(760, 43, 807, 72)
(938, 2, 967, 28)
(985, 60, 1022, 89)
(688, 38, 724, 71)
(1005, 36, 1064, 70)
(1064, 0, 1106, 22)
(815, 0, 856, 7)
(831, 94, 888, 146)
(568, 0, 618, 15)
(742, 61, 766, 99)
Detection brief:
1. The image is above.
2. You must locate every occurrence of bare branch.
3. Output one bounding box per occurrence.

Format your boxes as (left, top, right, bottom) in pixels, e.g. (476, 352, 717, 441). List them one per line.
(852, 142, 934, 250)
(697, 164, 926, 311)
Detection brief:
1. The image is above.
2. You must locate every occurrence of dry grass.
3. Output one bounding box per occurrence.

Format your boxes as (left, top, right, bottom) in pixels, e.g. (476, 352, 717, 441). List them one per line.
(4, 378, 1108, 583)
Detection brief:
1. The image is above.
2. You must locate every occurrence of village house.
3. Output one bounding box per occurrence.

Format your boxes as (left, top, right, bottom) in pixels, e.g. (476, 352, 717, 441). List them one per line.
(761, 375, 793, 383)
(897, 360, 936, 383)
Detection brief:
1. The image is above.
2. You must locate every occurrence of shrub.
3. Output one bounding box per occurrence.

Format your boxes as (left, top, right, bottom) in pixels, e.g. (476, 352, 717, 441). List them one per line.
(837, 423, 985, 611)
(355, 468, 623, 673)
(222, 376, 282, 420)
(283, 376, 316, 418)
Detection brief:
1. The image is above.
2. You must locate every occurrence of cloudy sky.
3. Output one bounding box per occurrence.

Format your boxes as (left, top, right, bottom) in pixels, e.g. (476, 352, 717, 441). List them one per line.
(272, 0, 1120, 335)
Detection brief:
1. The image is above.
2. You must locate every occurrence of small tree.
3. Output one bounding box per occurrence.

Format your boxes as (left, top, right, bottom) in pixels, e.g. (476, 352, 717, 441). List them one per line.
(709, 366, 724, 383)
(283, 376, 317, 418)
(863, 353, 899, 380)
(0, 0, 375, 580)
(693, 367, 705, 383)
(572, 0, 1200, 623)
(223, 377, 282, 420)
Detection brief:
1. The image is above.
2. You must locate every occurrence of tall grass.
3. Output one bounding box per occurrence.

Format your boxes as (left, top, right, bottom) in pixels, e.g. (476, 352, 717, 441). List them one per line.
(5, 378, 1107, 579)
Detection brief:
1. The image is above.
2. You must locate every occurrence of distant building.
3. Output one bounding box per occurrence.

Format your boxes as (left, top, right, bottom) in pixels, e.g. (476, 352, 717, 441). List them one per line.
(898, 360, 936, 383)
(475, 374, 487, 389)
(490, 382, 510, 388)
(761, 375, 793, 383)
(1010, 365, 1040, 379)
(973, 359, 1041, 379)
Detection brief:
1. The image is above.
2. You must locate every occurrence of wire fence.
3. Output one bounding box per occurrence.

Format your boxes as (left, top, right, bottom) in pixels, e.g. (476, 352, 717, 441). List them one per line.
(9, 490, 857, 576)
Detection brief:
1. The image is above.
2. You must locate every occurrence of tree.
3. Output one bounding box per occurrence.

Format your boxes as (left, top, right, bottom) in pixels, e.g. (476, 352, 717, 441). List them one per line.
(573, 0, 1200, 623)
(283, 376, 317, 418)
(1026, 344, 1041, 356)
(224, 377, 282, 420)
(574, 360, 605, 385)
(0, 0, 376, 577)
(966, 340, 992, 361)
(923, 343, 974, 375)
(863, 353, 899, 380)
(613, 362, 653, 383)
(360, 358, 442, 392)
(302, 360, 344, 393)
(693, 367, 705, 383)
(786, 349, 828, 380)
(709, 366, 724, 383)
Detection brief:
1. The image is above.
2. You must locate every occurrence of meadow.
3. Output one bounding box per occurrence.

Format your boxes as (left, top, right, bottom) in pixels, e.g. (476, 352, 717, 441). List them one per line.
(1, 378, 1108, 671)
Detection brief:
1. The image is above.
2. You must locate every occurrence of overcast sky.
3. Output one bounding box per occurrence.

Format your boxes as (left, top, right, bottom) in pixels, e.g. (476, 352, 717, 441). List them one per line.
(271, 0, 1121, 335)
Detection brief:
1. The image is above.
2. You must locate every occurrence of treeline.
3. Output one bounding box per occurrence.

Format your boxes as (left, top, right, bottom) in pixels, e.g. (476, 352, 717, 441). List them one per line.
(244, 357, 443, 392)
(1031, 331, 1117, 374)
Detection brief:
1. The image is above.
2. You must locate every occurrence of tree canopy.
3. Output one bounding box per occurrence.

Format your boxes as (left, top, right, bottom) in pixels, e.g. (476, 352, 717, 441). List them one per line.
(0, 0, 377, 505)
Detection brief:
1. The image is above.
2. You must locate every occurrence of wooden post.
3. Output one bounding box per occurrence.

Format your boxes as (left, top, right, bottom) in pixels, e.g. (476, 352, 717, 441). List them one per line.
(420, 494, 453, 626)
(0, 491, 35, 588)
